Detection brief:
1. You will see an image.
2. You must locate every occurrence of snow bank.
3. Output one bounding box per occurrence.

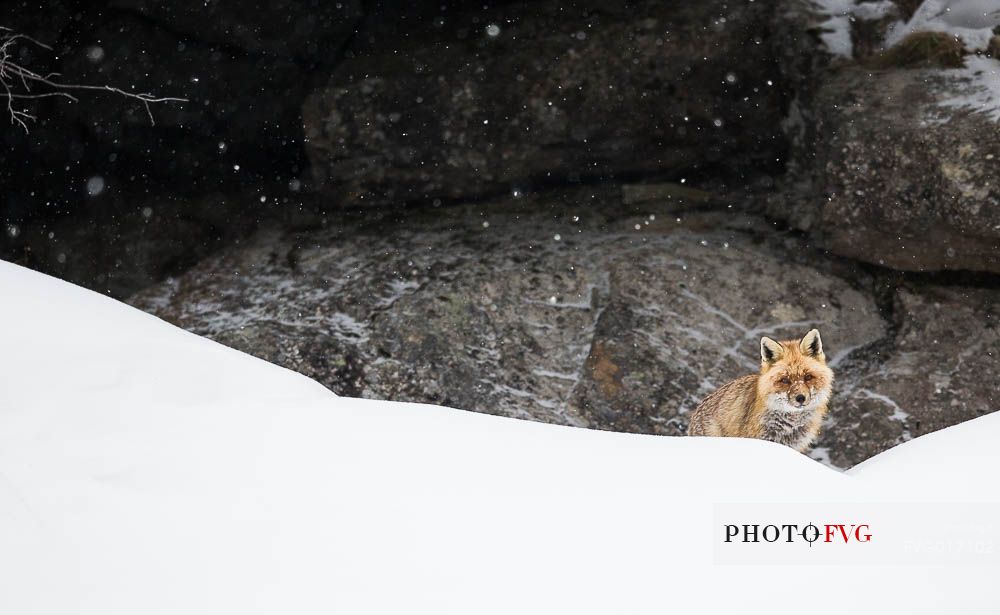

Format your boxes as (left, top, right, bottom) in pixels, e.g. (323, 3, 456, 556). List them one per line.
(1, 259, 999, 614)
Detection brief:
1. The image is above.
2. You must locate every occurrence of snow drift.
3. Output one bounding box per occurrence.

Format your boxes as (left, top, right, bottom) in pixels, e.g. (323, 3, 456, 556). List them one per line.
(1, 260, 998, 614)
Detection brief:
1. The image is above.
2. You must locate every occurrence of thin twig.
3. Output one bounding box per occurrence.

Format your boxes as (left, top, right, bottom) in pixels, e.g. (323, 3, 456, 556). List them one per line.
(0, 26, 186, 132)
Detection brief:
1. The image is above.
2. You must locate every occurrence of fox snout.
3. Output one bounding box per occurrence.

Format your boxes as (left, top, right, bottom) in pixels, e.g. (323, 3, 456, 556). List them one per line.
(790, 388, 809, 408)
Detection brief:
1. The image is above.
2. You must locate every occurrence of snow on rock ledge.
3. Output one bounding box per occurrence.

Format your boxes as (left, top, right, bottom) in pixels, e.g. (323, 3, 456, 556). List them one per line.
(2, 260, 1000, 612)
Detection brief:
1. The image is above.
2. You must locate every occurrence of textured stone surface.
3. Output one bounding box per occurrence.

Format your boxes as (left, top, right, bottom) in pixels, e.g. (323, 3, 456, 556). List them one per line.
(564, 234, 886, 436)
(776, 65, 1000, 274)
(302, 0, 792, 205)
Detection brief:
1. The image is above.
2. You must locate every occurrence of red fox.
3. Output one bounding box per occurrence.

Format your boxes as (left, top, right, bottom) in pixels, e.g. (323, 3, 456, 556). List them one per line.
(687, 329, 833, 453)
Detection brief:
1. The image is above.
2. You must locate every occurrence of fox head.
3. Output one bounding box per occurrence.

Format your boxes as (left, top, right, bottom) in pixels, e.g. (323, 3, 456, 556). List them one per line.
(758, 329, 834, 412)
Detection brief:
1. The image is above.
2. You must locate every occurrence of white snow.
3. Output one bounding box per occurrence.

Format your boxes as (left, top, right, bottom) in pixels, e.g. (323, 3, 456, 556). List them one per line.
(2, 259, 1000, 613)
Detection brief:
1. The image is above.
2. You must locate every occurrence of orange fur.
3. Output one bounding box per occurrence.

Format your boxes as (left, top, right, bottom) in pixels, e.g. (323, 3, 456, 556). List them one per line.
(687, 329, 834, 453)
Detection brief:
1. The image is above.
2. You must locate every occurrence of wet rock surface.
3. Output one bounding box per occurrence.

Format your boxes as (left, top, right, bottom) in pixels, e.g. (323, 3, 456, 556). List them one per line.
(128, 187, 1000, 468)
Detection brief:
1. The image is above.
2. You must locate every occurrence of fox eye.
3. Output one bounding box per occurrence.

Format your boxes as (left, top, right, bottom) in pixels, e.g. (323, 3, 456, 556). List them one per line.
(779, 377, 791, 385)
(804, 374, 814, 382)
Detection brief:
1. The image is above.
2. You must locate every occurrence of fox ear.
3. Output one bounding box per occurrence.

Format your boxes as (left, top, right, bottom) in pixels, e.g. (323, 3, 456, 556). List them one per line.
(760, 337, 784, 364)
(799, 329, 823, 358)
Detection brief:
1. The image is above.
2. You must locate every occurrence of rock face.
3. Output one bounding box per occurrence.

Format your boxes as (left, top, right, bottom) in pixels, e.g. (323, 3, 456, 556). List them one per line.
(132, 186, 1000, 469)
(302, 0, 793, 205)
(776, 63, 1000, 274)
(562, 232, 887, 435)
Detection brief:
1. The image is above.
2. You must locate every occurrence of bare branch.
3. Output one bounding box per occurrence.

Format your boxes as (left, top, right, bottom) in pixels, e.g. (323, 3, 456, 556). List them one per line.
(0, 26, 186, 132)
